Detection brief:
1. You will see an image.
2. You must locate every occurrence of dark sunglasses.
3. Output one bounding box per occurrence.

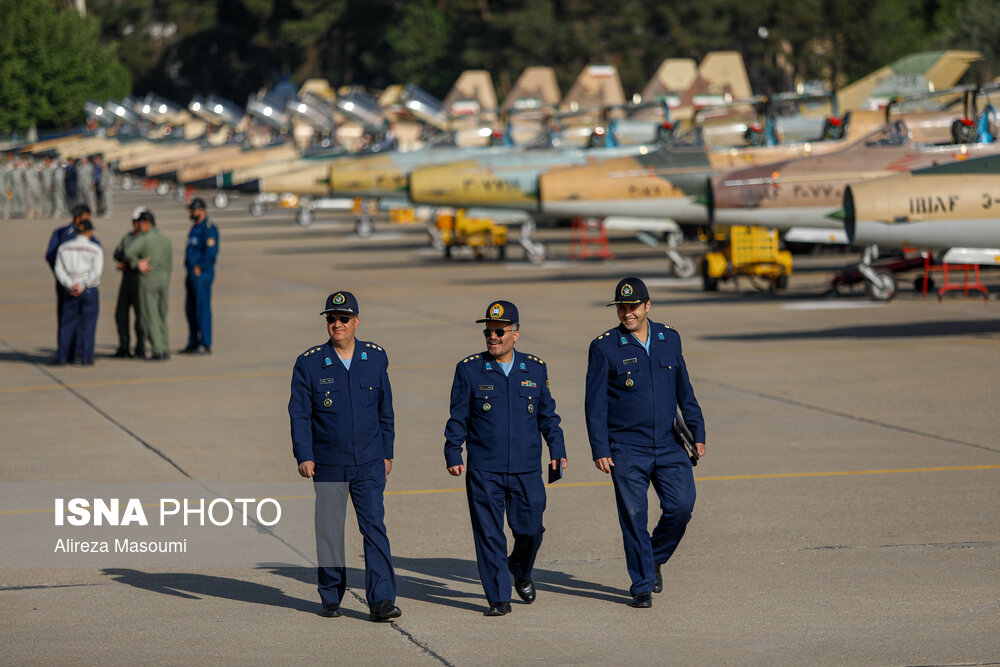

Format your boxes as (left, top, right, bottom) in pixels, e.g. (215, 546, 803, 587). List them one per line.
(483, 328, 510, 338)
(326, 314, 354, 324)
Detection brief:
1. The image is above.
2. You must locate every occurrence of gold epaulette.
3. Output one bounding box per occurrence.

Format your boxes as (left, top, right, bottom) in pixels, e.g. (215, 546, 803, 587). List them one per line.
(301, 346, 323, 357)
(462, 354, 482, 364)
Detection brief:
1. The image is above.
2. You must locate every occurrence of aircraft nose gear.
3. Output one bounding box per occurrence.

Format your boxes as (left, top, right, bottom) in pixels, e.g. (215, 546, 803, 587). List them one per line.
(665, 228, 696, 278)
(859, 244, 897, 301)
(518, 219, 547, 263)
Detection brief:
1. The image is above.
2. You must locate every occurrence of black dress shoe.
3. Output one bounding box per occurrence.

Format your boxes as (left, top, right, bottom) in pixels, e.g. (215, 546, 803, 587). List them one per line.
(369, 599, 401, 622)
(113, 348, 131, 358)
(319, 603, 342, 618)
(178, 345, 199, 354)
(149, 352, 170, 361)
(630, 592, 652, 608)
(509, 565, 536, 604)
(195, 345, 211, 354)
(133, 348, 146, 359)
(484, 601, 511, 616)
(653, 563, 663, 594)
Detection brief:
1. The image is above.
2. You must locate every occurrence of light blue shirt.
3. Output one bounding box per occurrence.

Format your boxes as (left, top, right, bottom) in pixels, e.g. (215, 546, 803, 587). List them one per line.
(497, 351, 515, 377)
(632, 331, 651, 356)
(338, 353, 352, 371)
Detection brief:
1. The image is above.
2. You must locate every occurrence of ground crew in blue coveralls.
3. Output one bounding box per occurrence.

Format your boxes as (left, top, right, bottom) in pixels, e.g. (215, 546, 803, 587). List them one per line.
(585, 277, 706, 608)
(180, 197, 218, 354)
(288, 291, 401, 622)
(445, 300, 566, 617)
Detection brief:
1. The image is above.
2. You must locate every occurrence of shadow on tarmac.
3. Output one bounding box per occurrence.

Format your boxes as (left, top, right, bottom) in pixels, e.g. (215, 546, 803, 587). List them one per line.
(703, 318, 1000, 341)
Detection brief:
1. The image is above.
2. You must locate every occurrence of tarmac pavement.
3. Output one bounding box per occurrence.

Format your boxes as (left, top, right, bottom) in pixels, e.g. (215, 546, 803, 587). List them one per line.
(2, 190, 998, 665)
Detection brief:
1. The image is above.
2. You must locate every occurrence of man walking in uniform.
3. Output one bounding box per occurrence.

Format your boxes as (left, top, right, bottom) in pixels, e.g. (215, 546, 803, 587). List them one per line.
(124, 211, 173, 361)
(53, 220, 103, 365)
(113, 207, 147, 358)
(585, 278, 706, 608)
(288, 291, 401, 622)
(180, 197, 218, 354)
(445, 300, 566, 616)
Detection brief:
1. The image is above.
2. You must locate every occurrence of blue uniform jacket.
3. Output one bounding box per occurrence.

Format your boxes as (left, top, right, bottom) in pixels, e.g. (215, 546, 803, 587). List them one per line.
(46, 223, 100, 269)
(585, 320, 705, 460)
(445, 350, 566, 474)
(185, 218, 219, 274)
(288, 339, 394, 466)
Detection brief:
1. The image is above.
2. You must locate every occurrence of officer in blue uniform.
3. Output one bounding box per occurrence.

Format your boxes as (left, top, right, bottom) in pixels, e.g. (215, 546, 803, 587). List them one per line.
(288, 291, 401, 622)
(180, 197, 218, 354)
(45, 204, 98, 364)
(445, 300, 566, 617)
(584, 277, 706, 608)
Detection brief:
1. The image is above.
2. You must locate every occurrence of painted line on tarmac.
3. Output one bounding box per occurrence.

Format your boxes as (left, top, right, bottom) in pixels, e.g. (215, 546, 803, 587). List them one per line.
(697, 377, 1000, 455)
(781, 301, 887, 310)
(0, 363, 436, 395)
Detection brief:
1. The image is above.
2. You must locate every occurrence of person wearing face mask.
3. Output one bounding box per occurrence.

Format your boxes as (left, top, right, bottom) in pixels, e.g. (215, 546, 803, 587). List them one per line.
(180, 197, 219, 354)
(287, 291, 400, 622)
(444, 300, 566, 617)
(585, 277, 706, 609)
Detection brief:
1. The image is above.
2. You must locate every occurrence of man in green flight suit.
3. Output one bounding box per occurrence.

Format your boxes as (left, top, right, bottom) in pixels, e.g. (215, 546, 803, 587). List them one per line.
(124, 210, 173, 361)
(113, 207, 148, 358)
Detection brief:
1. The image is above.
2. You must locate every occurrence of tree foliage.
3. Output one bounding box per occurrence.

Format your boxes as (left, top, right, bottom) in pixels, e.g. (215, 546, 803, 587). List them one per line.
(0, 0, 130, 132)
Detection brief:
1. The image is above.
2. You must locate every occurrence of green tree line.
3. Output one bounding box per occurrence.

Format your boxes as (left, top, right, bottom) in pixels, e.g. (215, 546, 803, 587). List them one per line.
(3, 0, 998, 133)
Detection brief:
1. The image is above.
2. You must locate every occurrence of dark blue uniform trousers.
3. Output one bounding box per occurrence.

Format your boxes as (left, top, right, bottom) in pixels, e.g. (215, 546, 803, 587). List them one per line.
(610, 443, 695, 596)
(57, 287, 98, 364)
(466, 468, 545, 603)
(314, 459, 396, 607)
(185, 271, 213, 349)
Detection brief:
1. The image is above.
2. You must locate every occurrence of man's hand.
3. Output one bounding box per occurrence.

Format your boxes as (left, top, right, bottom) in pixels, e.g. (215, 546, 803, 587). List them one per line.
(115, 261, 125, 271)
(193, 265, 202, 277)
(551, 458, 567, 470)
(69, 284, 82, 297)
(137, 257, 151, 274)
(696, 442, 706, 457)
(385, 459, 392, 479)
(298, 460, 315, 478)
(448, 464, 465, 477)
(594, 457, 614, 474)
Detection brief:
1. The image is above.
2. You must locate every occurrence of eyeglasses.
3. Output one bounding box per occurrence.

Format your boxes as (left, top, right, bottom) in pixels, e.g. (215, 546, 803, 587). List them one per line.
(483, 328, 510, 338)
(326, 315, 354, 324)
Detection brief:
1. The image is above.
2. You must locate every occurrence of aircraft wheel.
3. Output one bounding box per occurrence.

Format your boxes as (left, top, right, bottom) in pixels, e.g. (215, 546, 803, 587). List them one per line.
(865, 271, 896, 301)
(120, 174, 134, 191)
(774, 275, 788, 290)
(213, 192, 229, 209)
(526, 245, 546, 265)
(296, 208, 313, 227)
(356, 218, 374, 237)
(173, 187, 186, 202)
(155, 182, 170, 196)
(672, 255, 697, 279)
(913, 276, 934, 293)
(249, 201, 265, 217)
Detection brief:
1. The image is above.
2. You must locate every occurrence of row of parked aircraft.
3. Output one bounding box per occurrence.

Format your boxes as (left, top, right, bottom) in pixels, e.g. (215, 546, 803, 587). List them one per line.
(10, 50, 1000, 299)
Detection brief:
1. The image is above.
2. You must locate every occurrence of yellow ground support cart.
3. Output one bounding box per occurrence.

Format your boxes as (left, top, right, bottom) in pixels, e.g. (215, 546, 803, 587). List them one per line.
(701, 225, 792, 292)
(436, 209, 508, 260)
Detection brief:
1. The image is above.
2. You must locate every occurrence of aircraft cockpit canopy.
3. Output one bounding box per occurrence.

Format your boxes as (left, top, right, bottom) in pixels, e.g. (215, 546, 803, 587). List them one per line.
(864, 120, 910, 147)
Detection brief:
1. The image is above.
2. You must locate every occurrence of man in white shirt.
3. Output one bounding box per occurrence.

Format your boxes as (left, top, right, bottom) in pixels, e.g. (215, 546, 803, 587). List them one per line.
(54, 219, 103, 365)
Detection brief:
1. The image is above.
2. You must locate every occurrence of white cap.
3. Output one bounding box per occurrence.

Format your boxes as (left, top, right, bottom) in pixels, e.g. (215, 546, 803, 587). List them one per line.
(132, 206, 148, 222)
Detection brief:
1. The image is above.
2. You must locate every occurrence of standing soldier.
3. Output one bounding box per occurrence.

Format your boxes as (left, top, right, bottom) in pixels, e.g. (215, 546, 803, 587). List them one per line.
(93, 154, 111, 217)
(10, 156, 26, 218)
(46, 205, 98, 363)
(24, 157, 44, 219)
(180, 197, 218, 354)
(585, 277, 706, 609)
(444, 300, 566, 616)
(124, 211, 173, 360)
(40, 156, 56, 217)
(113, 207, 147, 358)
(52, 158, 68, 216)
(77, 156, 97, 214)
(64, 157, 79, 208)
(1, 154, 11, 219)
(53, 219, 103, 365)
(287, 291, 401, 621)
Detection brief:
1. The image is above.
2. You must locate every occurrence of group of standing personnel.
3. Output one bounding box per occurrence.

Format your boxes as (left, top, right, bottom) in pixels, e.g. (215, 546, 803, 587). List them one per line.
(44, 197, 218, 364)
(3, 153, 110, 220)
(289, 278, 706, 620)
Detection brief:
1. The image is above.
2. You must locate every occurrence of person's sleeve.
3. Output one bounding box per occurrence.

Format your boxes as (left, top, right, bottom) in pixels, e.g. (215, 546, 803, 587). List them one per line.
(674, 336, 706, 443)
(288, 358, 314, 464)
(379, 352, 395, 460)
(53, 248, 72, 291)
(584, 340, 611, 460)
(45, 231, 60, 270)
(202, 226, 219, 268)
(537, 365, 566, 460)
(443, 363, 470, 468)
(123, 236, 143, 269)
(86, 245, 103, 288)
(113, 234, 128, 263)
